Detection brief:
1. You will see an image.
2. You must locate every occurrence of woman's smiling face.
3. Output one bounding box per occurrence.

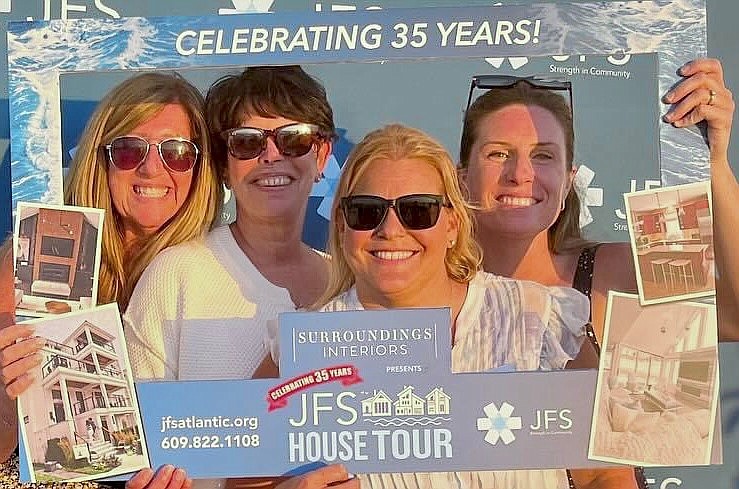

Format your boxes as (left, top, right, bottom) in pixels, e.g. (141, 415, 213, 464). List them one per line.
(225, 115, 329, 223)
(340, 157, 458, 304)
(106, 103, 195, 242)
(462, 103, 573, 239)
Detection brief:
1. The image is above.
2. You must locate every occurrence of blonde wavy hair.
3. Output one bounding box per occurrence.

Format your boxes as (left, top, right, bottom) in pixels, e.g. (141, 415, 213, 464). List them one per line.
(316, 124, 482, 308)
(64, 72, 222, 311)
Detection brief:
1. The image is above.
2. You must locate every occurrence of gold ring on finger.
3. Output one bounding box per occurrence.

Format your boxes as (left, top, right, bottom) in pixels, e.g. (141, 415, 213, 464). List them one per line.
(708, 89, 717, 106)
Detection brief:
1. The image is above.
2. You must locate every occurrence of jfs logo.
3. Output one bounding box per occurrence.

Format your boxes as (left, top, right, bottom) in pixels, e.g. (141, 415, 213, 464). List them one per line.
(476, 401, 522, 446)
(529, 408, 573, 434)
(477, 403, 573, 446)
(19, 0, 119, 20)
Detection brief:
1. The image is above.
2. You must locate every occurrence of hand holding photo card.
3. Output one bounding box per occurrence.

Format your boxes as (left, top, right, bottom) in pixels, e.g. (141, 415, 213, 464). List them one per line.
(623, 181, 715, 305)
(588, 292, 719, 466)
(13, 203, 105, 318)
(16, 303, 150, 484)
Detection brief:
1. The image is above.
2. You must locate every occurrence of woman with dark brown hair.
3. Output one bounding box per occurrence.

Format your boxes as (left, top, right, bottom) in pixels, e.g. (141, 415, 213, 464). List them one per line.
(458, 58, 736, 346)
(123, 66, 356, 489)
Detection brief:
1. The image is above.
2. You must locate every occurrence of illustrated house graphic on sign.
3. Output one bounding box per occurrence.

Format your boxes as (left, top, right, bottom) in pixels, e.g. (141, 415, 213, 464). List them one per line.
(425, 387, 451, 415)
(394, 386, 425, 416)
(361, 390, 393, 417)
(361, 386, 453, 418)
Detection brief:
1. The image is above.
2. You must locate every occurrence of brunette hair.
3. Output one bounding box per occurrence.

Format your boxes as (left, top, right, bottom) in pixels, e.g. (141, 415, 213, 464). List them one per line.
(459, 81, 582, 253)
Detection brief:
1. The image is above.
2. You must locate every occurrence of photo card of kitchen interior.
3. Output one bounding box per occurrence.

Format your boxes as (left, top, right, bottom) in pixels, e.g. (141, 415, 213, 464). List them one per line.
(17, 303, 149, 483)
(13, 202, 105, 318)
(589, 292, 719, 466)
(624, 181, 714, 305)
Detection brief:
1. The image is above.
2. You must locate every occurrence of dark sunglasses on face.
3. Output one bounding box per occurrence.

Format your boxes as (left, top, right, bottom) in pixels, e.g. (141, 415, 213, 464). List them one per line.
(221, 123, 325, 160)
(465, 75, 573, 112)
(340, 194, 452, 231)
(104, 136, 199, 173)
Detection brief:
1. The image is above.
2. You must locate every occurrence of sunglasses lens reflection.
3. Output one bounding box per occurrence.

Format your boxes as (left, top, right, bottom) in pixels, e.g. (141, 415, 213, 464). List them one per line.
(226, 124, 320, 160)
(160, 140, 199, 172)
(344, 197, 388, 231)
(399, 197, 441, 230)
(275, 127, 317, 157)
(228, 129, 266, 160)
(109, 137, 148, 170)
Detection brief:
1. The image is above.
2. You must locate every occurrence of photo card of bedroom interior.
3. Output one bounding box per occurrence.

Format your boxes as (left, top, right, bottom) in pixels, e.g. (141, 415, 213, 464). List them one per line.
(17, 303, 149, 483)
(624, 180, 715, 305)
(13, 203, 105, 318)
(589, 292, 719, 466)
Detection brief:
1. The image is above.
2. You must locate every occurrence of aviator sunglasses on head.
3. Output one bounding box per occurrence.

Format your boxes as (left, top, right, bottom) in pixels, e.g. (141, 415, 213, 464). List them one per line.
(221, 123, 326, 160)
(104, 136, 199, 173)
(465, 74, 573, 113)
(340, 194, 451, 231)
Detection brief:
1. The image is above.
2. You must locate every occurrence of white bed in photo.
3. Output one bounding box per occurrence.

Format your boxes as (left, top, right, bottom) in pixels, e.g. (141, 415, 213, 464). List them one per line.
(588, 292, 719, 466)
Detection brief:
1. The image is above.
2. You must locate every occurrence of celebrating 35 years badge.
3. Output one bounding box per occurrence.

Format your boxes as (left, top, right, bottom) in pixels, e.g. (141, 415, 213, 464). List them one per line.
(268, 365, 363, 411)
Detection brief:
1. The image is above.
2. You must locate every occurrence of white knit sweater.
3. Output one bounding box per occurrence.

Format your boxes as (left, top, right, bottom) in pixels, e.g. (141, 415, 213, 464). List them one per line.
(124, 225, 296, 489)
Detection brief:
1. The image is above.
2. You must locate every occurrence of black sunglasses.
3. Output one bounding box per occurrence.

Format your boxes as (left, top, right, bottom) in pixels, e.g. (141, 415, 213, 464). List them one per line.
(221, 123, 325, 160)
(465, 75, 573, 112)
(340, 194, 451, 231)
(104, 136, 199, 173)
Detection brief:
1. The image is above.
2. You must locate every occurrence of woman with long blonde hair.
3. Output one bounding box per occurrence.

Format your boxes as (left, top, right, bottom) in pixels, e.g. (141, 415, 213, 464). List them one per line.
(285, 124, 636, 489)
(1, 72, 222, 489)
(65, 71, 222, 311)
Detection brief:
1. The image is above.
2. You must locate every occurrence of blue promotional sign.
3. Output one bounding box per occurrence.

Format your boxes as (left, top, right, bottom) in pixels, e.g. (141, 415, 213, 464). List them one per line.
(131, 308, 606, 477)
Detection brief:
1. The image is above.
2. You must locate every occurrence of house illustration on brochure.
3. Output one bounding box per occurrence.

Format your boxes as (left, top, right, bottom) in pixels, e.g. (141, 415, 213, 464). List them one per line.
(23, 320, 139, 465)
(362, 386, 451, 417)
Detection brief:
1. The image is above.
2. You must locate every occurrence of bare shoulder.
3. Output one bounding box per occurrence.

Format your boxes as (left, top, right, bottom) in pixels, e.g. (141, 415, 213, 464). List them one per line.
(592, 242, 638, 294)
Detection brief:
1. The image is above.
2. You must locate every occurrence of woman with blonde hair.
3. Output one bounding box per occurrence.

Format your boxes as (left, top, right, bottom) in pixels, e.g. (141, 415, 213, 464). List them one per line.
(317, 124, 481, 308)
(65, 71, 223, 311)
(268, 123, 637, 489)
(1, 71, 222, 489)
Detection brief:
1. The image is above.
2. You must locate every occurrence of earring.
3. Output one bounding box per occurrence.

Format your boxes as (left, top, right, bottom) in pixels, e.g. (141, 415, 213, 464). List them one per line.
(448, 239, 456, 249)
(561, 199, 566, 212)
(314, 172, 325, 183)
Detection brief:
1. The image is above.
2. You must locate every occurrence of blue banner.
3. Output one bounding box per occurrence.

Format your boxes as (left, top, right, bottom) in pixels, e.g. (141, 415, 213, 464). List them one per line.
(8, 1, 707, 214)
(132, 309, 607, 477)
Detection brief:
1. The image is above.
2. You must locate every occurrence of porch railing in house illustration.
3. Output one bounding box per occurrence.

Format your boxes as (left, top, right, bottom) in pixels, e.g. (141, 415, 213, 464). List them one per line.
(45, 338, 75, 356)
(72, 394, 131, 415)
(72, 430, 92, 463)
(42, 353, 124, 379)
